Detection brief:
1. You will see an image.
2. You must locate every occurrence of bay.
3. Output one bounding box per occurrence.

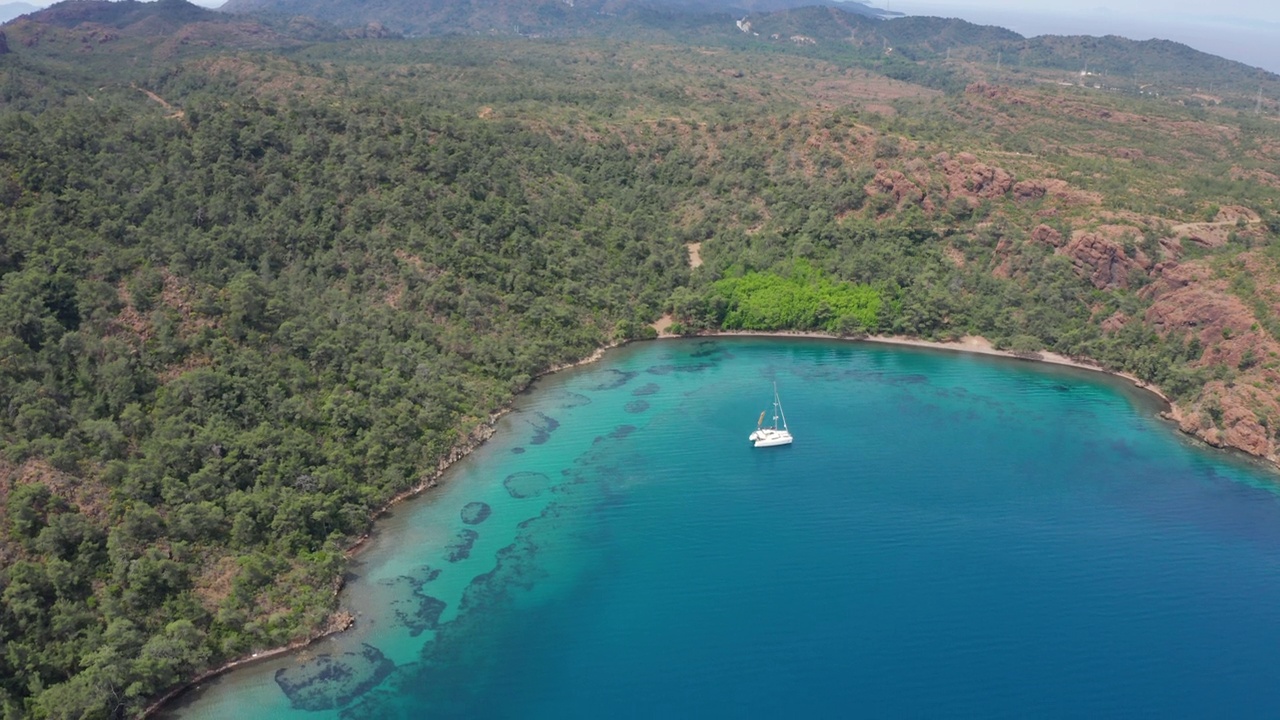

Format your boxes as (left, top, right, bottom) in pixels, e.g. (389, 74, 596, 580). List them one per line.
(170, 338, 1280, 719)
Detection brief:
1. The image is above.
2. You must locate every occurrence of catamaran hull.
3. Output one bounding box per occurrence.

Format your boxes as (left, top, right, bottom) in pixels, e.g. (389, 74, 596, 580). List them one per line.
(749, 430, 793, 447)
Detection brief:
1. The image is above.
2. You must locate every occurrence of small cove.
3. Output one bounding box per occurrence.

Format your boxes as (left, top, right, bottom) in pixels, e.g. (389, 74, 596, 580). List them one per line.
(169, 337, 1280, 718)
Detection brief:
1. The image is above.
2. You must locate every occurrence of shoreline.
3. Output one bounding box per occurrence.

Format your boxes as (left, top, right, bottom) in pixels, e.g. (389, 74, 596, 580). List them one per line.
(150, 331, 1177, 716)
(144, 342, 621, 718)
(686, 330, 1173, 405)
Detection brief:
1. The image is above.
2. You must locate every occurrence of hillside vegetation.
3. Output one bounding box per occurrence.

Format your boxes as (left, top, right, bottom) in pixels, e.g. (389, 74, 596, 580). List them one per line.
(1, 4, 1279, 717)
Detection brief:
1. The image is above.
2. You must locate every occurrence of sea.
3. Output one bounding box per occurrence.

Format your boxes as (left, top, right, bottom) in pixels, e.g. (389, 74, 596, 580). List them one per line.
(169, 338, 1280, 719)
(890, 2, 1280, 74)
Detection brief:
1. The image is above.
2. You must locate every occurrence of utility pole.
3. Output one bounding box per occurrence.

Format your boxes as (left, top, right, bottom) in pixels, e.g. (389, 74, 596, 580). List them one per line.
(1258, 87, 1265, 115)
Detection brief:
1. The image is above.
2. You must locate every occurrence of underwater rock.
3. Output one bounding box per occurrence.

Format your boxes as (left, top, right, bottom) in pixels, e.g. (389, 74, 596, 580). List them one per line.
(690, 341, 729, 359)
(504, 471, 550, 499)
(274, 644, 395, 711)
(527, 412, 560, 445)
(460, 502, 491, 525)
(388, 585, 446, 637)
(337, 685, 399, 720)
(399, 595, 446, 637)
(632, 383, 660, 396)
(585, 369, 638, 391)
(646, 362, 714, 375)
(445, 529, 479, 563)
(550, 390, 592, 408)
(624, 400, 649, 414)
(378, 566, 446, 636)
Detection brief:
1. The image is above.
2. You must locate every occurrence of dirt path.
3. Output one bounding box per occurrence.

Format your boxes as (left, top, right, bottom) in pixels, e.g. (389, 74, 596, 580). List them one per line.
(1169, 217, 1259, 235)
(686, 242, 702, 269)
(650, 314, 675, 337)
(134, 85, 185, 120)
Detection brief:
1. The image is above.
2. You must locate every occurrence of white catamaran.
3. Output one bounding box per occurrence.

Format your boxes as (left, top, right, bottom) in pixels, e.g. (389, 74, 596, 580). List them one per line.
(749, 382, 793, 448)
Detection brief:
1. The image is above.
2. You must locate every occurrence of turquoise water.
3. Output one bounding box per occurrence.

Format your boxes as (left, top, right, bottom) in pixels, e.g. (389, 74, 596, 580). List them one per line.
(172, 338, 1280, 719)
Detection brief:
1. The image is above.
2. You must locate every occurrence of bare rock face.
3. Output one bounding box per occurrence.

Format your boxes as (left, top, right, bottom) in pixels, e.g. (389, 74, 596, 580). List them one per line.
(938, 153, 1014, 200)
(1061, 232, 1143, 289)
(1100, 311, 1129, 334)
(866, 170, 923, 208)
(1030, 224, 1063, 247)
(1220, 397, 1274, 457)
(1191, 383, 1279, 459)
(1144, 287, 1244, 341)
(1142, 266, 1252, 352)
(991, 235, 1015, 278)
(1138, 248, 1280, 463)
(1012, 180, 1047, 201)
(1140, 254, 1280, 461)
(1142, 261, 1199, 296)
(1215, 204, 1261, 224)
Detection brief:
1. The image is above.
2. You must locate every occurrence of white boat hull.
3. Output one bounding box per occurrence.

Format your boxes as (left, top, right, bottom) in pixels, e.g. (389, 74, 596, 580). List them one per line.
(749, 429, 793, 447)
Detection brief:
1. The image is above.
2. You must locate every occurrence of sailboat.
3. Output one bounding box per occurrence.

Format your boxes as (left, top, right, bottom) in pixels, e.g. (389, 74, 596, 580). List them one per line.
(749, 382, 793, 447)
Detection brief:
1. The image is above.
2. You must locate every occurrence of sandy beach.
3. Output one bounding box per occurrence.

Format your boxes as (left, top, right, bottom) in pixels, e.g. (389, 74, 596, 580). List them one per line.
(668, 328, 1172, 405)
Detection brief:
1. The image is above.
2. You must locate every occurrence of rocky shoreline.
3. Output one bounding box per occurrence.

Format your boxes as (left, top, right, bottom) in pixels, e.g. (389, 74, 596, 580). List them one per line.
(144, 343, 621, 718)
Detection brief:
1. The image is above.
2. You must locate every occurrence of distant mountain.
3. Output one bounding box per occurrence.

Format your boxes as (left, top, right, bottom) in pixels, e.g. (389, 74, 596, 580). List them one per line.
(736, 8, 1278, 98)
(1004, 34, 1278, 90)
(16, 0, 222, 29)
(1, 0, 341, 63)
(0, 1, 39, 23)
(8, 0, 1274, 101)
(215, 0, 896, 37)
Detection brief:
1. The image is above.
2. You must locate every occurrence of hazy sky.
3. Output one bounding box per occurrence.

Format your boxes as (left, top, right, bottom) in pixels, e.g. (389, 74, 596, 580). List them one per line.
(886, 1, 1280, 72)
(886, 0, 1280, 23)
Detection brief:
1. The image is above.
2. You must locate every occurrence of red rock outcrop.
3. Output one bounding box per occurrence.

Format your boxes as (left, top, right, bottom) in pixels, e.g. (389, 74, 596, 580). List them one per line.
(1061, 232, 1148, 289)
(1145, 293, 1246, 349)
(1142, 263, 1250, 351)
(1100, 311, 1129, 334)
(1030, 224, 1063, 247)
(1012, 180, 1047, 201)
(937, 153, 1014, 200)
(1185, 382, 1279, 459)
(1138, 252, 1280, 462)
(866, 170, 923, 208)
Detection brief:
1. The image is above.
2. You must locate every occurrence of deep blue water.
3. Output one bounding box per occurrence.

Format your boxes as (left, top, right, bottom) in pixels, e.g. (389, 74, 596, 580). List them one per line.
(173, 338, 1280, 719)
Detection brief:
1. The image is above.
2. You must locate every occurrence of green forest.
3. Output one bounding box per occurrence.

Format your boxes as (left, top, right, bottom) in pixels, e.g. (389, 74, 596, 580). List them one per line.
(0, 14, 1278, 719)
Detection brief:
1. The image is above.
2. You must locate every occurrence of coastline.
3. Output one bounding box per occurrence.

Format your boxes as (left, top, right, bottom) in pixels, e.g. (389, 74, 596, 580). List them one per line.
(687, 330, 1173, 404)
(150, 331, 1176, 717)
(144, 342, 622, 718)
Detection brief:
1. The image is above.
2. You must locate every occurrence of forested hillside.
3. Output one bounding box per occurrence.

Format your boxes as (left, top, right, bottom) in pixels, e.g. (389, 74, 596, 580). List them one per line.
(1, 6, 1279, 718)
